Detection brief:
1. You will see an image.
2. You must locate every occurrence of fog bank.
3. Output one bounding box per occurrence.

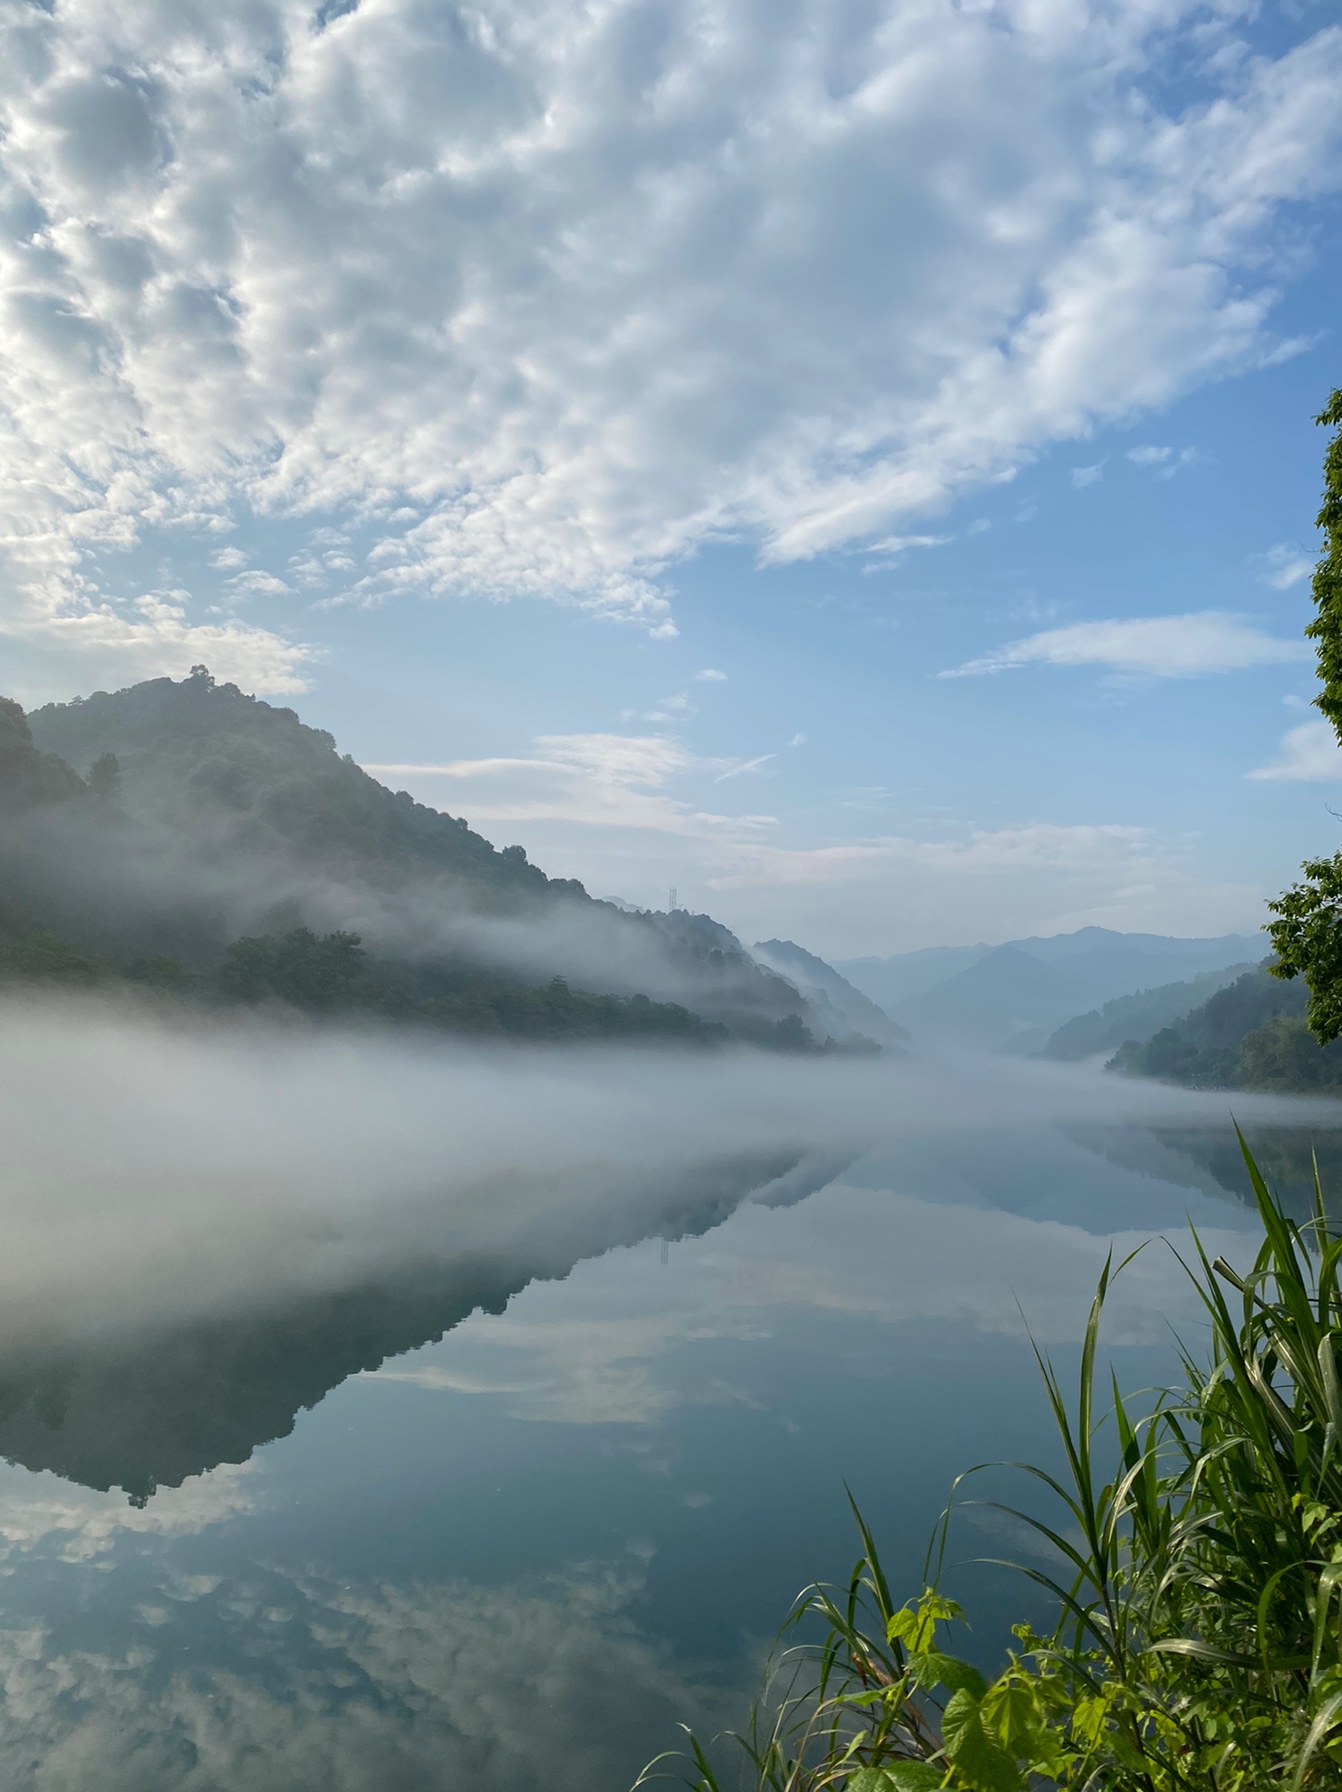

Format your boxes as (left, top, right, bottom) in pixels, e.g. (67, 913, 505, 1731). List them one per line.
(3, 994, 1334, 1346)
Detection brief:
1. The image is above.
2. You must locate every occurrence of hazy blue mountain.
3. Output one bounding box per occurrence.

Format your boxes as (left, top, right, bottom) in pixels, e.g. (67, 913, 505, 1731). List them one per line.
(840, 927, 1262, 1051)
(834, 943, 992, 1009)
(1007, 926, 1258, 967)
(1041, 963, 1257, 1061)
(887, 944, 1092, 1050)
(751, 939, 910, 1048)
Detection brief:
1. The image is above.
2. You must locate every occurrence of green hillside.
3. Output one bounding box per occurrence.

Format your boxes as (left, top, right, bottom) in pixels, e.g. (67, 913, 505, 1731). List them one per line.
(1107, 962, 1342, 1091)
(2, 673, 842, 1050)
(1041, 962, 1255, 1061)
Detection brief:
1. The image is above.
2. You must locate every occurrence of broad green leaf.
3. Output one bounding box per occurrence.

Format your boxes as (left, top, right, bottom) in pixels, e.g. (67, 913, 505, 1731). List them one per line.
(847, 1766, 944, 1792)
(909, 1651, 987, 1700)
(887, 1591, 961, 1654)
(980, 1676, 1042, 1754)
(941, 1691, 1024, 1792)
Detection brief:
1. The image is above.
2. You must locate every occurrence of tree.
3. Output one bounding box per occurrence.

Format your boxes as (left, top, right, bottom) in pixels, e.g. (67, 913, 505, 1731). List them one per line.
(218, 928, 366, 1010)
(1266, 391, 1342, 1040)
(1306, 388, 1342, 733)
(87, 752, 121, 803)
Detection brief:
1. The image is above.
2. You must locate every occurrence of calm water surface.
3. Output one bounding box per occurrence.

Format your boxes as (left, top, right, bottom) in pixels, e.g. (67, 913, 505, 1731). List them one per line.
(0, 1057, 1336, 1792)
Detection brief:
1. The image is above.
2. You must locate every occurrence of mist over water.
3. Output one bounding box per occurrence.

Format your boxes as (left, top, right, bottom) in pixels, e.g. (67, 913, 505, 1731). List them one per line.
(0, 991, 1327, 1351)
(0, 991, 1337, 1791)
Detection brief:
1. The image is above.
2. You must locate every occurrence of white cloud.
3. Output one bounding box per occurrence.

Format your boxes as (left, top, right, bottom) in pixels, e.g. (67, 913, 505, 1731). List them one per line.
(0, 4, 1338, 684)
(208, 546, 249, 571)
(695, 821, 1264, 954)
(1127, 444, 1201, 479)
(1248, 718, 1342, 782)
(365, 734, 1262, 947)
(694, 668, 727, 683)
(861, 532, 950, 569)
(711, 822, 1153, 889)
(226, 570, 294, 598)
(1258, 542, 1315, 590)
(365, 732, 777, 836)
(0, 591, 316, 705)
(943, 611, 1307, 680)
(1071, 463, 1104, 488)
(1127, 445, 1173, 465)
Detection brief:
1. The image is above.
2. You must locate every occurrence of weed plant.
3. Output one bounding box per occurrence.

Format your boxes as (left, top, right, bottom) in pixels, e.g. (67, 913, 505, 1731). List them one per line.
(640, 1133, 1342, 1791)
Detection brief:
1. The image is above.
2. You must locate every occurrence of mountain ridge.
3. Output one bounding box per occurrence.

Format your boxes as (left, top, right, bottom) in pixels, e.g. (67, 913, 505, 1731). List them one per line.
(9, 671, 862, 1049)
(839, 927, 1263, 1051)
(751, 938, 909, 1049)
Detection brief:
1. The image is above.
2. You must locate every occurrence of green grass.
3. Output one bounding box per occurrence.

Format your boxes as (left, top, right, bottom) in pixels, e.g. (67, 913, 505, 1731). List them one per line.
(640, 1130, 1342, 1791)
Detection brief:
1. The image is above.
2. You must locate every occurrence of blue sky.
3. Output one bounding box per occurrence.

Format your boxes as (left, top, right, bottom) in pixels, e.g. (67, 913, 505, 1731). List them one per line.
(1, 0, 1340, 956)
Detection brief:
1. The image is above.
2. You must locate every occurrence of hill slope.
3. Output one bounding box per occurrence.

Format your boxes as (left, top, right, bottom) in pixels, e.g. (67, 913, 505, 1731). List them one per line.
(1107, 964, 1342, 1091)
(11, 671, 843, 1047)
(751, 939, 910, 1048)
(1041, 963, 1256, 1062)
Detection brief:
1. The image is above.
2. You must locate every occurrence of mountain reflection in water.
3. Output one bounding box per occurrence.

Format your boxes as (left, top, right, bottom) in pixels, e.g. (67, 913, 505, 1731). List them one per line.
(1, 1009, 1340, 1789)
(0, 1147, 824, 1503)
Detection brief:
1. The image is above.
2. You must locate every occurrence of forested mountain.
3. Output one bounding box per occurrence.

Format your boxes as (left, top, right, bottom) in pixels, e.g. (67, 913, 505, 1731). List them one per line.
(3, 671, 860, 1050)
(1107, 963, 1342, 1091)
(1041, 962, 1255, 1062)
(838, 927, 1261, 1051)
(751, 939, 908, 1049)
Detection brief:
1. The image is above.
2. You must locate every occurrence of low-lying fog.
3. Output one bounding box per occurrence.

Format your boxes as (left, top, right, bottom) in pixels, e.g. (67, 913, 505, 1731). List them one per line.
(5, 992, 1334, 1354)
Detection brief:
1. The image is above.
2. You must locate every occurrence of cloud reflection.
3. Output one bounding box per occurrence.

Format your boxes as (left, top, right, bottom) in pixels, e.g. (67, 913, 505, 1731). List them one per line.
(0, 1549, 736, 1792)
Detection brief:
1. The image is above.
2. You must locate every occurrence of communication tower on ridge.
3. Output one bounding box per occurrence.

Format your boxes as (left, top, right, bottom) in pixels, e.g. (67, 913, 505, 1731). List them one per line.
(668, 887, 678, 912)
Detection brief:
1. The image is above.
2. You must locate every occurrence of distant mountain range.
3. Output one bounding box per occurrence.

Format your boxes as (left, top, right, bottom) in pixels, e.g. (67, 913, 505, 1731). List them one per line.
(837, 928, 1263, 1052)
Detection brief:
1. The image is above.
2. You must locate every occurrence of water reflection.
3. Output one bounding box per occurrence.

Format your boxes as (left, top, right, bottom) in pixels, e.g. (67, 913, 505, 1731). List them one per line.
(0, 1113, 1299, 1506)
(0, 1533, 737, 1792)
(0, 1148, 807, 1502)
(0, 1005, 1340, 1789)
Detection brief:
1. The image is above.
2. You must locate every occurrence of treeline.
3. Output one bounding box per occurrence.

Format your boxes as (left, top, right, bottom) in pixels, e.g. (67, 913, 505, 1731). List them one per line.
(1108, 962, 1342, 1091)
(0, 920, 744, 1046)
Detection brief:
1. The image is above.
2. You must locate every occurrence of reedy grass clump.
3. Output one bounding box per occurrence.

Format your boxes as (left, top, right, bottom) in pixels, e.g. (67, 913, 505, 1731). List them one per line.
(641, 1131, 1342, 1791)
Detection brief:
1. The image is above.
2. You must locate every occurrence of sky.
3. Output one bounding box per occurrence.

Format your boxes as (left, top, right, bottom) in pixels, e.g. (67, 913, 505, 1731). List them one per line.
(1, 0, 1340, 959)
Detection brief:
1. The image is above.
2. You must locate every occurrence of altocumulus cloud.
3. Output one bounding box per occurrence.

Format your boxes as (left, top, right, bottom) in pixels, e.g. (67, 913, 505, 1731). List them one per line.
(944, 613, 1308, 681)
(0, 2, 1340, 688)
